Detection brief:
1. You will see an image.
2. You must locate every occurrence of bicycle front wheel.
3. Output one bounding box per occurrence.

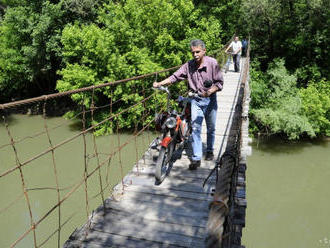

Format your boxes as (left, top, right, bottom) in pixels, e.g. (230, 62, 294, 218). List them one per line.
(155, 141, 175, 184)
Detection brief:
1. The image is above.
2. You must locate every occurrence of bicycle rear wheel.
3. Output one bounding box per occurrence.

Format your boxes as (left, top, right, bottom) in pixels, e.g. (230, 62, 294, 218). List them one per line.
(155, 141, 176, 183)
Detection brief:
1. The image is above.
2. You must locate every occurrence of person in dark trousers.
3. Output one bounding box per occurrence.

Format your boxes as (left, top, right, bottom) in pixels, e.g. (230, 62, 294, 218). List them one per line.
(241, 38, 248, 57)
(153, 39, 224, 170)
(225, 36, 242, 72)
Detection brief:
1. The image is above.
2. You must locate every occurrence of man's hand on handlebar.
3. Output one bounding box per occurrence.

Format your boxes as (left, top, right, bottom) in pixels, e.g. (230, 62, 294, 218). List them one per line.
(200, 91, 211, 98)
(153, 82, 161, 88)
(153, 78, 171, 88)
(201, 85, 219, 97)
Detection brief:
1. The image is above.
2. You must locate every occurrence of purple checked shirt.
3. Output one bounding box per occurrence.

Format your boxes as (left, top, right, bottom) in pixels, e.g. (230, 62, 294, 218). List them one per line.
(168, 56, 224, 94)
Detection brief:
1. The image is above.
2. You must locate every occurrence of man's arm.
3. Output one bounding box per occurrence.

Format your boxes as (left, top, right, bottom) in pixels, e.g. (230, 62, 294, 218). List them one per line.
(208, 61, 224, 95)
(153, 78, 172, 88)
(225, 42, 232, 53)
(153, 63, 188, 88)
(201, 67, 224, 97)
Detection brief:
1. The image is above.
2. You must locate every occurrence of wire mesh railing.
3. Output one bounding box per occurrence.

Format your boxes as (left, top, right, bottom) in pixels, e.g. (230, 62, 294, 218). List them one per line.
(0, 39, 232, 247)
(0, 66, 177, 247)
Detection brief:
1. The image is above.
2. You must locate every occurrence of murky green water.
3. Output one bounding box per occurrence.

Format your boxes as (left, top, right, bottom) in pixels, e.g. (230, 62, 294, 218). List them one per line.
(243, 137, 330, 248)
(2, 115, 329, 248)
(0, 114, 153, 248)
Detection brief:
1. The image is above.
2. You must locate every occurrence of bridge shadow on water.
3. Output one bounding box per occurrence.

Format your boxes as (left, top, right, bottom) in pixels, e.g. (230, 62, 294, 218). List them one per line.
(254, 136, 329, 154)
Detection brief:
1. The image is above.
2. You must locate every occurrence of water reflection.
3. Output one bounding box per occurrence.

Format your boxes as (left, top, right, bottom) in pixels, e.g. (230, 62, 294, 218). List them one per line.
(255, 136, 329, 153)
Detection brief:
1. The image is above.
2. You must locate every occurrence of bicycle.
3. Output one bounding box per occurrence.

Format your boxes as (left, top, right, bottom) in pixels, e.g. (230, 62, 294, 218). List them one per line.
(153, 86, 197, 184)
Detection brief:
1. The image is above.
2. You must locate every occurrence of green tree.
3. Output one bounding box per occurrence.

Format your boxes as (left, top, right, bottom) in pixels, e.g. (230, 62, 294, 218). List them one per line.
(57, 0, 223, 134)
(250, 59, 315, 139)
(0, 3, 64, 100)
(0, 0, 100, 102)
(193, 0, 243, 42)
(299, 79, 330, 136)
(241, 0, 330, 78)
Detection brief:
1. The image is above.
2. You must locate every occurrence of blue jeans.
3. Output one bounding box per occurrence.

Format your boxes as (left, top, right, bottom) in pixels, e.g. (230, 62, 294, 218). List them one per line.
(190, 94, 218, 161)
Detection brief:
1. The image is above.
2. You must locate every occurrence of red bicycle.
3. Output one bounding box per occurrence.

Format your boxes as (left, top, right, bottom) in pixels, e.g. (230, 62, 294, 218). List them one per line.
(154, 86, 197, 184)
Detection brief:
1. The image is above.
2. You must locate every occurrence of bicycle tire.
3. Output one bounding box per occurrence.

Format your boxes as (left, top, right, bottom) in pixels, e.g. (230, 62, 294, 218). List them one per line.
(155, 141, 175, 183)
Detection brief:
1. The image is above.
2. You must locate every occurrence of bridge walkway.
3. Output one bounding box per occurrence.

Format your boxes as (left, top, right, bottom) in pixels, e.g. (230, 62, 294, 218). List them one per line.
(64, 59, 245, 248)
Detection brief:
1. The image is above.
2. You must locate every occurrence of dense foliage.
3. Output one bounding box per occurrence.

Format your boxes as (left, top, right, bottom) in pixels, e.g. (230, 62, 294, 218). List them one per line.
(57, 0, 222, 134)
(249, 59, 329, 139)
(241, 0, 330, 139)
(0, 0, 329, 138)
(0, 0, 100, 101)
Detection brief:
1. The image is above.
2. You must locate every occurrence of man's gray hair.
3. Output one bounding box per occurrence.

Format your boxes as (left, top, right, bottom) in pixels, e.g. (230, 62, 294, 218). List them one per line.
(190, 39, 206, 49)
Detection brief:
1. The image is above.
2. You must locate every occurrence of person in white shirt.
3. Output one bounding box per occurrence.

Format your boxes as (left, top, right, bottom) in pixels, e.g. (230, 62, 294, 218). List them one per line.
(225, 36, 242, 72)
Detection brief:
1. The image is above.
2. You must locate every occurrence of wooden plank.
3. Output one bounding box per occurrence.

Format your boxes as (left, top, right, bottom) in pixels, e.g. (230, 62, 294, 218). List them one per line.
(83, 229, 205, 248)
(91, 213, 206, 239)
(120, 188, 212, 204)
(97, 206, 208, 227)
(66, 232, 194, 248)
(110, 190, 210, 210)
(130, 167, 217, 184)
(105, 197, 209, 219)
(133, 163, 215, 178)
(121, 184, 213, 201)
(121, 174, 214, 194)
(101, 203, 209, 227)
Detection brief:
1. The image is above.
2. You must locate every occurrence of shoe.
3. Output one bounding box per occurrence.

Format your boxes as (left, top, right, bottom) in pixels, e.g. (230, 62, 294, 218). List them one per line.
(205, 152, 214, 161)
(189, 160, 201, 170)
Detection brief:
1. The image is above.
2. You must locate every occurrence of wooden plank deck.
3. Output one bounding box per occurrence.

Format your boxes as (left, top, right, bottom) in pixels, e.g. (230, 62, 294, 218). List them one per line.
(64, 59, 245, 248)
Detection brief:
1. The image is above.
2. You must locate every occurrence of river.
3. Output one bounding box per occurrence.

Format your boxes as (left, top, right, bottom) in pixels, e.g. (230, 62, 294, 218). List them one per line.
(0, 114, 153, 248)
(243, 137, 330, 248)
(1, 115, 329, 247)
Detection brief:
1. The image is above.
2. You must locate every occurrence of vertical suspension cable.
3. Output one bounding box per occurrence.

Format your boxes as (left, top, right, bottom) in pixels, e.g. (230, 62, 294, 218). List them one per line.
(116, 122, 124, 191)
(90, 87, 106, 211)
(42, 100, 61, 248)
(134, 119, 139, 175)
(142, 83, 151, 145)
(105, 88, 114, 186)
(141, 84, 147, 165)
(3, 114, 37, 248)
(133, 84, 140, 175)
(81, 95, 90, 222)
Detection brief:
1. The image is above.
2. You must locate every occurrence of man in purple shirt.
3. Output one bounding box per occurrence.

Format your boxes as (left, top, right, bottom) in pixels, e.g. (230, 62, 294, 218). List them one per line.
(153, 39, 224, 170)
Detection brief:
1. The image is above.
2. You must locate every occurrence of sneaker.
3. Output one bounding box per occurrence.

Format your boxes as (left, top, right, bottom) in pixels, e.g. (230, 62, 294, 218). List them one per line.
(189, 160, 201, 170)
(205, 152, 214, 161)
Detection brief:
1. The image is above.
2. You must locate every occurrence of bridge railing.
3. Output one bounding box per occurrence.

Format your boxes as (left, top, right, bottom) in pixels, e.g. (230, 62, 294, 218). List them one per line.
(206, 38, 251, 248)
(0, 39, 232, 248)
(0, 67, 179, 248)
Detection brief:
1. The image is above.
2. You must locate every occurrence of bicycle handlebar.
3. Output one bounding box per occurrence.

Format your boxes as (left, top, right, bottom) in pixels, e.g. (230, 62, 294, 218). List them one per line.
(188, 92, 200, 98)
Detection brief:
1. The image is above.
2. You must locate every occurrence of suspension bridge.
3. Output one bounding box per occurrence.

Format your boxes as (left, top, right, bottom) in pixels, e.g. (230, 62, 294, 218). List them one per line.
(0, 41, 251, 248)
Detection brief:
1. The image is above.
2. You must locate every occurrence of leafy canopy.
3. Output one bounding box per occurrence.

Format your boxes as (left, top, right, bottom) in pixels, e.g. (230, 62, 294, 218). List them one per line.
(56, 0, 223, 134)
